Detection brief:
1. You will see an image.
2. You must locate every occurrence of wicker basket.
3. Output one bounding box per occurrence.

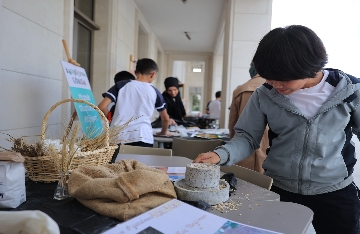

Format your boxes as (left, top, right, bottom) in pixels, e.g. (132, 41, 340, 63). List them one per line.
(23, 99, 118, 182)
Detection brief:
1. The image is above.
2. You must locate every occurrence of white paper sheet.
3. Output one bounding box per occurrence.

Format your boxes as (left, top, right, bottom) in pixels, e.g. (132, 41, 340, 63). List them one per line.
(102, 199, 228, 234)
(102, 199, 282, 234)
(167, 167, 186, 174)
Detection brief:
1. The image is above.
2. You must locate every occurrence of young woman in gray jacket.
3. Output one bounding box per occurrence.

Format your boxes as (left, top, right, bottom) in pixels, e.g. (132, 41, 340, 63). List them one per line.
(194, 25, 360, 234)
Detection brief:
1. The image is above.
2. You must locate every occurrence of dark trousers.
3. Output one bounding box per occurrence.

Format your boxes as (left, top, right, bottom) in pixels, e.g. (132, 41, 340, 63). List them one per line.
(271, 183, 360, 234)
(111, 141, 153, 163)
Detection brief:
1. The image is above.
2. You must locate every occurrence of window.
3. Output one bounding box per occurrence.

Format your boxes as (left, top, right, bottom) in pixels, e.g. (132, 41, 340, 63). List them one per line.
(189, 87, 202, 114)
(192, 94, 201, 111)
(74, 23, 92, 78)
(191, 62, 203, 73)
(76, 0, 94, 20)
(73, 0, 99, 84)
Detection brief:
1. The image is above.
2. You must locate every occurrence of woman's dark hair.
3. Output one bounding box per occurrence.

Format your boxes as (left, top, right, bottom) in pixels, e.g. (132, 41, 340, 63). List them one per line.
(135, 58, 158, 75)
(252, 25, 328, 81)
(164, 77, 179, 89)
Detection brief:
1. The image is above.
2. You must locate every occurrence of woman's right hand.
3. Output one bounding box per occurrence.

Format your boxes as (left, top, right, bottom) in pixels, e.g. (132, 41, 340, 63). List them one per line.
(193, 152, 221, 164)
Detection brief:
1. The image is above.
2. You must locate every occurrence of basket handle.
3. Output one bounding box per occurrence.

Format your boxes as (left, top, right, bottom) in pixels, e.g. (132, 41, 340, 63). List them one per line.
(41, 99, 110, 147)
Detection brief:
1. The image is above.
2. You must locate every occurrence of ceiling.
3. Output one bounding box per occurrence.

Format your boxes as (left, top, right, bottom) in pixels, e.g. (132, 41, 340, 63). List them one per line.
(134, 0, 226, 53)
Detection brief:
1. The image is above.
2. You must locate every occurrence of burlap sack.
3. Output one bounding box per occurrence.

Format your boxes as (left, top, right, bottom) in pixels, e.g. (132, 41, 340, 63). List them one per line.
(68, 159, 177, 221)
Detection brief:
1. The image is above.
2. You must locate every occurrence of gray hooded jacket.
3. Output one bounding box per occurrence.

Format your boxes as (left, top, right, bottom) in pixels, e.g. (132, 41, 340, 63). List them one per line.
(216, 69, 360, 195)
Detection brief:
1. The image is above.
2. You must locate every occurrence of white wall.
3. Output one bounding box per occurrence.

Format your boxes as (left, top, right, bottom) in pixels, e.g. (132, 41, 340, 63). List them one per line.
(154, 42, 166, 91)
(211, 10, 225, 105)
(0, 0, 166, 150)
(220, 0, 272, 128)
(212, 55, 223, 97)
(116, 0, 137, 74)
(136, 8, 165, 92)
(92, 0, 138, 102)
(138, 33, 149, 60)
(0, 0, 71, 149)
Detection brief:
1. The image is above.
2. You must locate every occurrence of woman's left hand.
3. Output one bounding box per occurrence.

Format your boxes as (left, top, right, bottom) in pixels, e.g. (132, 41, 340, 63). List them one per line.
(193, 152, 221, 164)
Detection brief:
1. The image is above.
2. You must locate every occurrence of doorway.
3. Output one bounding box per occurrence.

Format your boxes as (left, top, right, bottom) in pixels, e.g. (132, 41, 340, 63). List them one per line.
(172, 60, 205, 116)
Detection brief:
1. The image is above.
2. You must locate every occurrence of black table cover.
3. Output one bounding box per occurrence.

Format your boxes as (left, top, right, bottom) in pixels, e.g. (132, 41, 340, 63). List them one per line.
(0, 178, 120, 234)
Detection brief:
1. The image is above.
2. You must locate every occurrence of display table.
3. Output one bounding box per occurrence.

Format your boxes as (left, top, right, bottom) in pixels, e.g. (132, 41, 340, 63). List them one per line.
(1, 180, 119, 234)
(116, 154, 280, 202)
(153, 135, 230, 148)
(115, 155, 312, 234)
(1, 154, 313, 234)
(153, 128, 230, 148)
(208, 200, 313, 234)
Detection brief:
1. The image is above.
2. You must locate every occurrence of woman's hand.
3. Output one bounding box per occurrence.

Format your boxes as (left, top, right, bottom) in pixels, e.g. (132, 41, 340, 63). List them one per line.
(169, 119, 177, 126)
(156, 131, 173, 136)
(193, 152, 221, 164)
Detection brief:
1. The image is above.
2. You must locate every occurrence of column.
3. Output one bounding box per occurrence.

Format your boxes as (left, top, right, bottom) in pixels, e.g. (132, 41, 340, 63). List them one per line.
(220, 0, 272, 128)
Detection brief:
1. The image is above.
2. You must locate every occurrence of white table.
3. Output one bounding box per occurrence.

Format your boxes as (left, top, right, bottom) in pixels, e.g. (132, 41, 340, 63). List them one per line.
(153, 128, 230, 148)
(208, 200, 313, 234)
(115, 154, 313, 234)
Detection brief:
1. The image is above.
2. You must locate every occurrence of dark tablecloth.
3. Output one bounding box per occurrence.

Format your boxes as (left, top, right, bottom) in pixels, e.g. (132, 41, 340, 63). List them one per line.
(0, 178, 120, 234)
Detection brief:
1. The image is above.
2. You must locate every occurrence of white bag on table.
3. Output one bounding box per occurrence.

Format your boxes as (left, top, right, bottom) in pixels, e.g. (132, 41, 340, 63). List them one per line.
(0, 160, 26, 208)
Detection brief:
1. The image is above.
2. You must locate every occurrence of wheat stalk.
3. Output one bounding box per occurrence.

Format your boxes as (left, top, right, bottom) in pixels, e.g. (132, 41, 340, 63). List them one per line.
(1, 115, 138, 160)
(78, 116, 139, 151)
(1, 133, 50, 156)
(50, 122, 81, 175)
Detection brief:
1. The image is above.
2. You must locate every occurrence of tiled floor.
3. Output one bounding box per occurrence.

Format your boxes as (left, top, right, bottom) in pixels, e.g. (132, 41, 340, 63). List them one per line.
(305, 137, 360, 234)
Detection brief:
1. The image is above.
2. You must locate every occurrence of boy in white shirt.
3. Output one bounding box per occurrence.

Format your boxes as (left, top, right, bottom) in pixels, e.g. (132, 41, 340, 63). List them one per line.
(98, 58, 170, 162)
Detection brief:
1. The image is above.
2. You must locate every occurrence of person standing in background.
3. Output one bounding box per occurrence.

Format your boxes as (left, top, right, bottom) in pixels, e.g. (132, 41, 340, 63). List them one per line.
(206, 91, 221, 119)
(228, 62, 268, 173)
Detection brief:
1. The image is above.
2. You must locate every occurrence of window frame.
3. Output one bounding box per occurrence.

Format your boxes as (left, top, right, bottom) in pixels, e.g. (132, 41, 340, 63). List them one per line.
(73, 0, 100, 85)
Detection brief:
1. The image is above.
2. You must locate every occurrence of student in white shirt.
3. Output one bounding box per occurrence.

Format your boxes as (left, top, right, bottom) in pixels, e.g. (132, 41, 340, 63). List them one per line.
(98, 58, 171, 162)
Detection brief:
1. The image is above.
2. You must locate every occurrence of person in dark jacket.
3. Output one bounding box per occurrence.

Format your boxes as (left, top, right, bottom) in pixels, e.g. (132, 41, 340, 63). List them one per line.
(162, 77, 186, 124)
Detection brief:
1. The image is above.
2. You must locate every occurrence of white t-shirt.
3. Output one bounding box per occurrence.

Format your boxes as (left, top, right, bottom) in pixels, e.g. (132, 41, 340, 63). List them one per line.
(287, 70, 334, 119)
(103, 80, 165, 144)
(208, 99, 221, 119)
